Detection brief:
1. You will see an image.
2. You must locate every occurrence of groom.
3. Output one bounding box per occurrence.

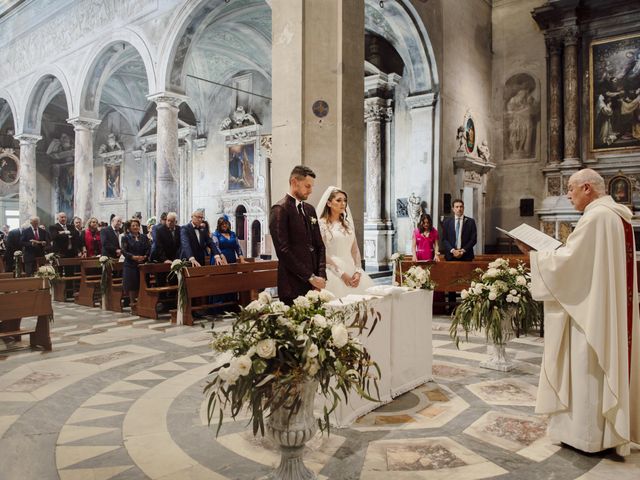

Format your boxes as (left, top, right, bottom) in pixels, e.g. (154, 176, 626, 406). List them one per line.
(269, 165, 327, 305)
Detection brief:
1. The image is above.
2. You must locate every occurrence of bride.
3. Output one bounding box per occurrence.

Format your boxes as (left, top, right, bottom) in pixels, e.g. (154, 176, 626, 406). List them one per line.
(316, 186, 374, 298)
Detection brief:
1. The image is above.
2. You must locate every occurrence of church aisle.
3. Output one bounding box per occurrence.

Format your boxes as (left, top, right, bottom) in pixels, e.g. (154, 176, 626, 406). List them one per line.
(0, 303, 637, 480)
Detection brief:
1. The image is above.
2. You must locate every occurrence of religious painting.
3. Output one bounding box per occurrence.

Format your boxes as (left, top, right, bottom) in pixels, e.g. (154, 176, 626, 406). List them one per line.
(228, 142, 255, 190)
(0, 153, 19, 185)
(608, 175, 631, 205)
(503, 73, 539, 160)
(396, 198, 409, 217)
(105, 163, 121, 198)
(590, 32, 640, 152)
(57, 164, 74, 216)
(464, 115, 475, 154)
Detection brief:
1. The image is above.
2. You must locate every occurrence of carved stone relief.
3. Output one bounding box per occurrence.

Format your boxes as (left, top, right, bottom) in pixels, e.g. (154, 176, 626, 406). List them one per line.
(547, 177, 561, 196)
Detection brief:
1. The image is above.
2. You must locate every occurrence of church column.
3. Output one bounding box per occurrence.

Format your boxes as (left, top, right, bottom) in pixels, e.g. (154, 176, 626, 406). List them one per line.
(546, 37, 563, 164)
(562, 27, 580, 164)
(147, 92, 185, 217)
(14, 133, 41, 223)
(271, 0, 364, 215)
(68, 117, 100, 222)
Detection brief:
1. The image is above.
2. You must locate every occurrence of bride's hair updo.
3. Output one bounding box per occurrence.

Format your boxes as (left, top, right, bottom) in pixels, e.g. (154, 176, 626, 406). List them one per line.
(320, 188, 351, 234)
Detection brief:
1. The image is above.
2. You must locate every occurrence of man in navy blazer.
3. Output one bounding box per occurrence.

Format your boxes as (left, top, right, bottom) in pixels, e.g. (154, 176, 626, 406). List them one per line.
(100, 215, 122, 258)
(180, 209, 223, 266)
(441, 199, 477, 261)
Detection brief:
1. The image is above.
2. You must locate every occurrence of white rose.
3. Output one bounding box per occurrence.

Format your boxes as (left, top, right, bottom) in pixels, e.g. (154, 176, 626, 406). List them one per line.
(270, 301, 289, 313)
(170, 259, 182, 269)
(246, 346, 256, 357)
(460, 289, 469, 299)
(245, 300, 263, 312)
(276, 317, 294, 329)
(307, 343, 319, 358)
(488, 291, 497, 301)
(510, 289, 517, 295)
(331, 323, 349, 348)
(516, 275, 527, 286)
(99, 255, 109, 263)
(512, 296, 520, 303)
(293, 296, 311, 309)
(509, 268, 518, 275)
(319, 290, 335, 302)
(305, 290, 320, 302)
(231, 355, 252, 376)
(312, 314, 327, 328)
(296, 333, 309, 343)
(474, 285, 483, 295)
(506, 294, 513, 303)
(305, 358, 320, 375)
(256, 339, 277, 359)
(258, 291, 272, 304)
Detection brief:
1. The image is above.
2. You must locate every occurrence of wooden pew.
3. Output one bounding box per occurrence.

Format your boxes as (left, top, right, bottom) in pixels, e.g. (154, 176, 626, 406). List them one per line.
(51, 257, 84, 302)
(0, 272, 13, 279)
(136, 263, 177, 319)
(171, 260, 279, 326)
(0, 277, 53, 350)
(75, 259, 103, 307)
(103, 262, 125, 312)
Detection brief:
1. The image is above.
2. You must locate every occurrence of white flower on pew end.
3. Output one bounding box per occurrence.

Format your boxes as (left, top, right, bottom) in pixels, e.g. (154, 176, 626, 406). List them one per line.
(390, 252, 401, 261)
(99, 255, 109, 263)
(45, 252, 57, 262)
(36, 265, 57, 280)
(256, 338, 277, 359)
(331, 323, 349, 348)
(258, 291, 272, 304)
(170, 259, 182, 269)
(460, 289, 469, 300)
(14, 250, 23, 257)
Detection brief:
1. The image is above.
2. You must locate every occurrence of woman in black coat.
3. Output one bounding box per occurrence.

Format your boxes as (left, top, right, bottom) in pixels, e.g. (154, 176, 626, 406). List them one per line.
(121, 219, 150, 305)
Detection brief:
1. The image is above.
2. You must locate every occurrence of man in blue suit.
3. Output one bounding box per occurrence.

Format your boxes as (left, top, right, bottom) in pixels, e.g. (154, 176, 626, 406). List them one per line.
(180, 209, 223, 267)
(441, 199, 477, 261)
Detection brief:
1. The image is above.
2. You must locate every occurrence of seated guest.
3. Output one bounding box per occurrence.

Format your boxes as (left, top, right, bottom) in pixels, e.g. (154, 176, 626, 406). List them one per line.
(121, 218, 150, 307)
(100, 215, 122, 258)
(412, 213, 440, 261)
(151, 212, 181, 263)
(21, 216, 50, 275)
(180, 210, 224, 267)
(84, 217, 101, 257)
(212, 216, 246, 265)
(50, 212, 81, 258)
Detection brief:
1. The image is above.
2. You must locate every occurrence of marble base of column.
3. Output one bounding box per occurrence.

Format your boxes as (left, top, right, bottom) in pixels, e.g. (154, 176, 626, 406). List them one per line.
(363, 222, 394, 272)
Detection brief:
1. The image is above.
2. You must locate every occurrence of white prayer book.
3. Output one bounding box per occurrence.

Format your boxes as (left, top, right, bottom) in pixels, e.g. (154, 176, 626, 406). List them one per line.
(496, 224, 563, 252)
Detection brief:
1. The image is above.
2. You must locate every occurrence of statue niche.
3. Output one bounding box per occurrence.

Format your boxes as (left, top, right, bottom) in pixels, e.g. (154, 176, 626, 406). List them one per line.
(503, 73, 539, 160)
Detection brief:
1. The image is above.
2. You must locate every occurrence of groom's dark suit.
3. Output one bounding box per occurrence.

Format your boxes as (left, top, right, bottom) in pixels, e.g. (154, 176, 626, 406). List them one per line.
(269, 195, 326, 304)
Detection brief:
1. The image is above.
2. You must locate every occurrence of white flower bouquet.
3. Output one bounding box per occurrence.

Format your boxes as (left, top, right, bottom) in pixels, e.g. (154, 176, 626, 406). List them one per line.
(13, 250, 24, 278)
(450, 258, 542, 347)
(168, 259, 192, 312)
(403, 265, 436, 290)
(35, 264, 57, 280)
(205, 289, 382, 436)
(45, 252, 60, 266)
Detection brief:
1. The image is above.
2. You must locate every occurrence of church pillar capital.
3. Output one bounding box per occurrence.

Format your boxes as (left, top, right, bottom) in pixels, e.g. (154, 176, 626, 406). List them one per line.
(67, 116, 101, 131)
(147, 92, 188, 110)
(14, 133, 42, 145)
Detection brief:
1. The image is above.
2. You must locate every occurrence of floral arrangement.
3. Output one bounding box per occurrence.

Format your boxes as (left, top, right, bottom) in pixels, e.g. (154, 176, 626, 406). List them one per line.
(45, 252, 60, 266)
(98, 256, 114, 296)
(35, 264, 57, 280)
(403, 265, 436, 290)
(168, 259, 192, 312)
(450, 258, 542, 347)
(147, 216, 157, 226)
(13, 250, 23, 278)
(390, 252, 403, 286)
(205, 290, 381, 436)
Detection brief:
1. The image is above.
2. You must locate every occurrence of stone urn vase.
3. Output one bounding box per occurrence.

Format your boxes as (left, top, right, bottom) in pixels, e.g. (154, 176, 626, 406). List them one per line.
(480, 307, 516, 372)
(264, 379, 319, 480)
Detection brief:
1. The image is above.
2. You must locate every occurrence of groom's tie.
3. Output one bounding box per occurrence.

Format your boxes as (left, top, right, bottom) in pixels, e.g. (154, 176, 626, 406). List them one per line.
(297, 203, 305, 217)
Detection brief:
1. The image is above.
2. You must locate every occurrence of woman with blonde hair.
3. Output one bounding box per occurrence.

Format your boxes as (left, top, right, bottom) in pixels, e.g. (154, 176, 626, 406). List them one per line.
(84, 217, 101, 257)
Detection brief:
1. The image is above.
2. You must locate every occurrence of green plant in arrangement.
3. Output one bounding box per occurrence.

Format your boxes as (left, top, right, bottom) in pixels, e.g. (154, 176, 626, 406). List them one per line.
(204, 289, 382, 437)
(450, 257, 542, 347)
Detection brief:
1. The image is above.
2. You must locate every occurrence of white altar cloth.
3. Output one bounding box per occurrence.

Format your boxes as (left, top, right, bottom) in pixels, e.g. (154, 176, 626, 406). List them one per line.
(321, 288, 433, 427)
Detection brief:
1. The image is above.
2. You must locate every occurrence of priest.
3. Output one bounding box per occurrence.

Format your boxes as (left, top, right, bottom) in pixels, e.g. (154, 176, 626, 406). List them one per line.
(518, 168, 639, 455)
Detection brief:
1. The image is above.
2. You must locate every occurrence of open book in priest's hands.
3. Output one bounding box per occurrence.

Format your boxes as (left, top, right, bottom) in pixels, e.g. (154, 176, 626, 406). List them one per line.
(496, 224, 563, 252)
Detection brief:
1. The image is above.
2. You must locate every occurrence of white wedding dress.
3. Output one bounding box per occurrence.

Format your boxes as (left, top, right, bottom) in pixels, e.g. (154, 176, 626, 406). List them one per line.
(319, 219, 374, 299)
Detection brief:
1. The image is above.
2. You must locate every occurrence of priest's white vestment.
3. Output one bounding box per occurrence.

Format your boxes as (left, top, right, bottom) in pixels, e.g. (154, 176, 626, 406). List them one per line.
(530, 195, 640, 455)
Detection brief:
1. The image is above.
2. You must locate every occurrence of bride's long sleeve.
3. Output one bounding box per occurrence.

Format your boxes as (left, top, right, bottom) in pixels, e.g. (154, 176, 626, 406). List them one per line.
(350, 233, 364, 273)
(319, 220, 344, 277)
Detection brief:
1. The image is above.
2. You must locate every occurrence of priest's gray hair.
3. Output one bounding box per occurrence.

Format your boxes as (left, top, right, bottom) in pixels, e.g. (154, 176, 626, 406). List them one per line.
(569, 169, 605, 196)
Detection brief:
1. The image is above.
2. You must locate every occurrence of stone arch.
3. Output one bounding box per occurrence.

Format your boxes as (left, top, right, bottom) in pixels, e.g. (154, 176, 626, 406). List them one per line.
(0, 89, 19, 133)
(157, 0, 271, 94)
(364, 0, 439, 93)
(22, 66, 74, 134)
(77, 28, 157, 118)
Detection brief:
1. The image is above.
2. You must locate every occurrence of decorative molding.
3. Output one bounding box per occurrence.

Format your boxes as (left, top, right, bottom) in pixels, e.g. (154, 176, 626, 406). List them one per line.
(404, 92, 437, 109)
(147, 92, 189, 108)
(67, 116, 101, 131)
(14, 133, 41, 145)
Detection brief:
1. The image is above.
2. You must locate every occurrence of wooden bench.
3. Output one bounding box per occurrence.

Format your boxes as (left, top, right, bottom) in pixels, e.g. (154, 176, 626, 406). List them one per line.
(136, 263, 177, 319)
(103, 262, 125, 312)
(75, 259, 103, 307)
(51, 257, 84, 302)
(171, 260, 279, 326)
(0, 272, 14, 279)
(0, 277, 53, 350)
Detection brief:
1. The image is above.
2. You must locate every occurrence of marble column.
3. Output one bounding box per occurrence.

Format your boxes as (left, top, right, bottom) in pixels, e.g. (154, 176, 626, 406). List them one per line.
(68, 117, 100, 222)
(363, 97, 393, 270)
(148, 93, 185, 217)
(15, 133, 41, 224)
(271, 0, 364, 213)
(562, 28, 580, 164)
(547, 37, 563, 164)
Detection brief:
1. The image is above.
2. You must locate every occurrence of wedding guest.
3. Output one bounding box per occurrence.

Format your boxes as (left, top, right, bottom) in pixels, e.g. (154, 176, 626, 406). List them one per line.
(101, 215, 122, 258)
(412, 213, 440, 261)
(212, 216, 245, 265)
(50, 212, 81, 258)
(121, 218, 150, 307)
(84, 217, 101, 257)
(180, 210, 224, 267)
(72, 216, 86, 256)
(21, 216, 50, 275)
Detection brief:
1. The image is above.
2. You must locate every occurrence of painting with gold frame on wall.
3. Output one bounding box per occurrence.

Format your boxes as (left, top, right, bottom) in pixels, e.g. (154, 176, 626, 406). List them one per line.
(228, 142, 255, 191)
(608, 174, 632, 206)
(590, 32, 640, 152)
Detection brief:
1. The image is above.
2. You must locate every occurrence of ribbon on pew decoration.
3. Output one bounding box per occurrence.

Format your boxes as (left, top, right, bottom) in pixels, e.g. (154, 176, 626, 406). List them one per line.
(168, 259, 192, 325)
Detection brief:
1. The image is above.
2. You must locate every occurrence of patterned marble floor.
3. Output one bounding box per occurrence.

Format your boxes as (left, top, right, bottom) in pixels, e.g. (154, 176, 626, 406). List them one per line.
(0, 301, 638, 480)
